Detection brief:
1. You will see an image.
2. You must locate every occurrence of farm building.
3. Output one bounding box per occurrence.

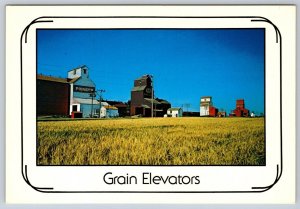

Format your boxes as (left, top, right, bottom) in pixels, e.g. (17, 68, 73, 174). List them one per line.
(217, 111, 227, 117)
(37, 75, 70, 116)
(130, 75, 171, 117)
(167, 108, 183, 117)
(100, 101, 110, 107)
(37, 65, 100, 118)
(68, 66, 100, 118)
(100, 105, 119, 118)
(231, 99, 250, 117)
(155, 98, 171, 116)
(104, 100, 129, 117)
(209, 106, 218, 117)
(200, 96, 218, 117)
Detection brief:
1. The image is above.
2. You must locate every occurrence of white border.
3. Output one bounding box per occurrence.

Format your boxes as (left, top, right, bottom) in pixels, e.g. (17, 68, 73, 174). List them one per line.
(6, 5, 295, 204)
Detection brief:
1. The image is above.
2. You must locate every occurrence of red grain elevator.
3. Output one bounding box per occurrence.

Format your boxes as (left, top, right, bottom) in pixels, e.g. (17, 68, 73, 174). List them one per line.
(233, 99, 249, 117)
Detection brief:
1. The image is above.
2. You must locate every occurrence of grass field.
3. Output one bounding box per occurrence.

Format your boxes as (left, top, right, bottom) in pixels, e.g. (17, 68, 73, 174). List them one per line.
(37, 117, 265, 165)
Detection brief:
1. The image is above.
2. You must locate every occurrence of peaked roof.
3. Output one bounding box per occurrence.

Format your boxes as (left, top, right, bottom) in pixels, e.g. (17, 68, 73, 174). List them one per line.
(156, 98, 170, 104)
(68, 77, 81, 83)
(100, 102, 110, 106)
(37, 74, 82, 84)
(132, 86, 147, 91)
(114, 103, 127, 108)
(67, 65, 87, 72)
(144, 98, 160, 104)
(102, 105, 118, 110)
(135, 74, 151, 81)
(141, 104, 151, 108)
(37, 74, 69, 84)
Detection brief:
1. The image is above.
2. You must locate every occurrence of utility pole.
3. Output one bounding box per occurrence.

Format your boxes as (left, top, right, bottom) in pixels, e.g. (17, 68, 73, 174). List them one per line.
(97, 89, 105, 118)
(150, 75, 154, 118)
(183, 103, 191, 113)
(90, 92, 96, 118)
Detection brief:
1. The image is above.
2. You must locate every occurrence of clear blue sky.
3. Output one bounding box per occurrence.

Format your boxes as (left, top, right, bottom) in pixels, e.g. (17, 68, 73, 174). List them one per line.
(37, 29, 265, 114)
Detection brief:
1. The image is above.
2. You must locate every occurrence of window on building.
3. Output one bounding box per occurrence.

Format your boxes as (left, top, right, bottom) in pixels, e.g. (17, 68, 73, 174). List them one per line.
(83, 69, 87, 74)
(73, 69, 76, 75)
(72, 105, 78, 112)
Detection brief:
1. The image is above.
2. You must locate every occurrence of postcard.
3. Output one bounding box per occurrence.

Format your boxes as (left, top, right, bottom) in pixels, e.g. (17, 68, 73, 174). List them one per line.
(5, 5, 295, 204)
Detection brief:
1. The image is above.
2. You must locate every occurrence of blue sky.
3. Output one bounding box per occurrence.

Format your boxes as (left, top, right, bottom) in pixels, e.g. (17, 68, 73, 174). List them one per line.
(37, 29, 265, 114)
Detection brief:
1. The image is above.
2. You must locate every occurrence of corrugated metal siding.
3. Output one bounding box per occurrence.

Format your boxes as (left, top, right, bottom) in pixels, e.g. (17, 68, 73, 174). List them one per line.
(200, 106, 209, 116)
(73, 77, 96, 99)
(80, 103, 100, 118)
(73, 98, 100, 105)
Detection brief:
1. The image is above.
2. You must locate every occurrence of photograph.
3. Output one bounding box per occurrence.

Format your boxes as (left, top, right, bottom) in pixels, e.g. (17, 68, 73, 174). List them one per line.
(36, 28, 265, 166)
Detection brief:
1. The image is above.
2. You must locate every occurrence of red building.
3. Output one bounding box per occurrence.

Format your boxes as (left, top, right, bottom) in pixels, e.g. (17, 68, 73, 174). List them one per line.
(209, 106, 218, 117)
(37, 75, 70, 116)
(232, 99, 249, 117)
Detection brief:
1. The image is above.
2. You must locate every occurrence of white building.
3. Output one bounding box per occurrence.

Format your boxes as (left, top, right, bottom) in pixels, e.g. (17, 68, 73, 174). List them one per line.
(167, 107, 183, 117)
(100, 105, 119, 118)
(200, 96, 212, 116)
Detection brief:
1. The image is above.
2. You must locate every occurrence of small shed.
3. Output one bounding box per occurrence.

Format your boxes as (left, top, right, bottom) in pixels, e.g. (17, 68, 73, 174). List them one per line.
(218, 111, 227, 117)
(100, 105, 119, 118)
(167, 107, 183, 117)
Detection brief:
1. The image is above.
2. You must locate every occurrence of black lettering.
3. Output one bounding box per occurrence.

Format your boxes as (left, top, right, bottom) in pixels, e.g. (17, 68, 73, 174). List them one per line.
(182, 176, 191, 184)
(194, 176, 201, 184)
(103, 172, 113, 185)
(143, 172, 151, 184)
(152, 176, 161, 184)
(168, 176, 178, 185)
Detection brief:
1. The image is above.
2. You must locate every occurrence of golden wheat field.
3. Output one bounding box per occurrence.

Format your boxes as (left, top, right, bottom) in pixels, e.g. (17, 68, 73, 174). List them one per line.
(37, 117, 265, 165)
